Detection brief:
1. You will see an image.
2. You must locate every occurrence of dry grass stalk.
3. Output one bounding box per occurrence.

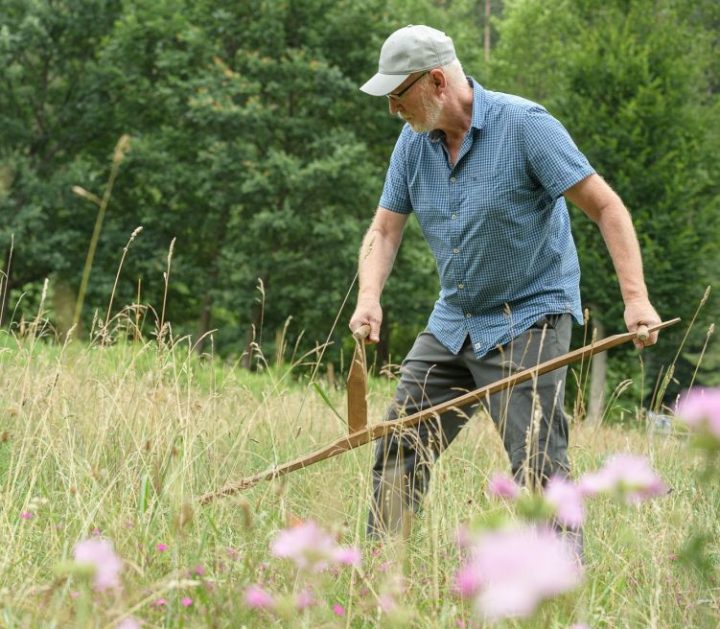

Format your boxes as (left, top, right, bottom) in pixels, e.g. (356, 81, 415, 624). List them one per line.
(157, 237, 176, 348)
(72, 134, 132, 333)
(102, 226, 144, 344)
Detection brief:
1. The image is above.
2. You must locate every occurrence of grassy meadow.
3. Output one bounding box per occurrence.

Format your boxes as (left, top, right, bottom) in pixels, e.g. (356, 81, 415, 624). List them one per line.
(0, 326, 718, 628)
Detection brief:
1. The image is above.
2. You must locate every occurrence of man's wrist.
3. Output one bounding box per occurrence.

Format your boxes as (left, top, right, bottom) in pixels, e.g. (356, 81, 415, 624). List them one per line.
(358, 289, 382, 302)
(621, 283, 650, 304)
(623, 292, 650, 306)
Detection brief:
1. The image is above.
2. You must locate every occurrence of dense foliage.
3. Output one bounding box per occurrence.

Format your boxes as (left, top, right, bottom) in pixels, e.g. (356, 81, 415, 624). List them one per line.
(1, 0, 718, 393)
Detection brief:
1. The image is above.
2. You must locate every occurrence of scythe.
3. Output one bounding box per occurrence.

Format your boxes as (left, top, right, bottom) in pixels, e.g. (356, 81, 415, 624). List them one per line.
(200, 318, 679, 504)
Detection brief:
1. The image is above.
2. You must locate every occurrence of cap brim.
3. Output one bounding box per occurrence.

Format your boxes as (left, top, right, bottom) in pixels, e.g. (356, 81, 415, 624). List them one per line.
(360, 72, 409, 96)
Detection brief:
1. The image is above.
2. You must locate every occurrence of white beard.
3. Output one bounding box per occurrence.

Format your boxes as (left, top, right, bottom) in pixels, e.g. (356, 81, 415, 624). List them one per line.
(397, 90, 443, 133)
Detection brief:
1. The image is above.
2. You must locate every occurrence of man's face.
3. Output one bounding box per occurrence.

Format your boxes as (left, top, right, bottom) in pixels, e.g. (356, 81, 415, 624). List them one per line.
(387, 72, 442, 133)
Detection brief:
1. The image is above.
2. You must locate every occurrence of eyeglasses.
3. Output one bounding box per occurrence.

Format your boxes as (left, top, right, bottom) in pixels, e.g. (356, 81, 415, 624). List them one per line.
(386, 71, 429, 102)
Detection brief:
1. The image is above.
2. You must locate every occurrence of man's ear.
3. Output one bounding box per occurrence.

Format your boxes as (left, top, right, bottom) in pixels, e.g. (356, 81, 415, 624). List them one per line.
(429, 69, 447, 93)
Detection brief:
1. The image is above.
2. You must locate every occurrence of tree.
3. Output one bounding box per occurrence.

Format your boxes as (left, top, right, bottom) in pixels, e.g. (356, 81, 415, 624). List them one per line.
(0, 0, 125, 326)
(85, 0, 397, 363)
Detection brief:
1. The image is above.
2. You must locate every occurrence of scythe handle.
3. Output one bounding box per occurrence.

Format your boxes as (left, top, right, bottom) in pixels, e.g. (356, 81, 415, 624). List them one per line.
(352, 324, 371, 341)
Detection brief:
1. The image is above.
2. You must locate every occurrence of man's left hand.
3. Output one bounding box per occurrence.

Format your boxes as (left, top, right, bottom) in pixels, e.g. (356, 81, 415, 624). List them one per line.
(624, 299, 662, 349)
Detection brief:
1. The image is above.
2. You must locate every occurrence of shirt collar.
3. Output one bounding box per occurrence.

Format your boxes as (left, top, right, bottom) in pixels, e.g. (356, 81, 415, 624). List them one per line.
(469, 77, 488, 131)
(428, 76, 488, 143)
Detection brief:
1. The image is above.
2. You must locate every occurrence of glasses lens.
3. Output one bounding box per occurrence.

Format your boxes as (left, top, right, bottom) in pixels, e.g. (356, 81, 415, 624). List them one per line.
(387, 72, 427, 100)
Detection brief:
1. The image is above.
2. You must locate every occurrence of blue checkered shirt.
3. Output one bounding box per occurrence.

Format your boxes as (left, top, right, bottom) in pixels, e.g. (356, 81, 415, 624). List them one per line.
(379, 79, 593, 357)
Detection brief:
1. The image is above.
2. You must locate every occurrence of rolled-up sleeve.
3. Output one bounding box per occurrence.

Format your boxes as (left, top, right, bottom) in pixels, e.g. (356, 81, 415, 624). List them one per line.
(523, 107, 595, 199)
(379, 130, 414, 214)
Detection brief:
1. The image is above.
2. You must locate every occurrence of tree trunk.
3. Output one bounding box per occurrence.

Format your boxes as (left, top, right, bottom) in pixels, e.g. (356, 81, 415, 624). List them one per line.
(195, 201, 232, 354)
(195, 291, 213, 355)
(242, 276, 268, 370)
(484, 0, 492, 63)
(52, 278, 76, 339)
(376, 307, 391, 368)
(586, 318, 607, 425)
(0, 244, 12, 327)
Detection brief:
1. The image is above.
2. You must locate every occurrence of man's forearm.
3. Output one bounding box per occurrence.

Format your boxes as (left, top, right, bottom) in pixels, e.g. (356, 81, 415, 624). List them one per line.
(564, 174, 660, 345)
(595, 202, 649, 304)
(358, 226, 401, 302)
(350, 208, 408, 341)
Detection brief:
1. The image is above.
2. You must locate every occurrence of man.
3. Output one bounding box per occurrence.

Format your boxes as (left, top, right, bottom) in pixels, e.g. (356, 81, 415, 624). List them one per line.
(349, 25, 661, 540)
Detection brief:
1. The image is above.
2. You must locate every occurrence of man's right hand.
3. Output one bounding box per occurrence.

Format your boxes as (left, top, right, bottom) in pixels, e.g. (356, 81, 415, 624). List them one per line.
(349, 298, 383, 344)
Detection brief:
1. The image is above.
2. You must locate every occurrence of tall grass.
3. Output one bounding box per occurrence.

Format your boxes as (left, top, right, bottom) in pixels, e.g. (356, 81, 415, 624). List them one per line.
(0, 321, 717, 627)
(72, 134, 131, 333)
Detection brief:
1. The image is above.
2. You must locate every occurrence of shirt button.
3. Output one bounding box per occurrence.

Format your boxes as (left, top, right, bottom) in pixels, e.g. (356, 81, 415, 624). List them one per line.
(451, 213, 457, 220)
(474, 342, 481, 349)
(458, 283, 464, 289)
(465, 313, 471, 319)
(450, 176, 456, 183)
(453, 248, 459, 254)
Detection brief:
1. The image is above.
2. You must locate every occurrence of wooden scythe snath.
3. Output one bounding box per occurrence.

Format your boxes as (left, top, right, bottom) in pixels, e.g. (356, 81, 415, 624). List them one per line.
(200, 319, 680, 504)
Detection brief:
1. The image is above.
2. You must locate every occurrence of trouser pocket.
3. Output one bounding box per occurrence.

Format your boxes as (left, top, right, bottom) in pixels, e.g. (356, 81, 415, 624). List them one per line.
(531, 313, 567, 330)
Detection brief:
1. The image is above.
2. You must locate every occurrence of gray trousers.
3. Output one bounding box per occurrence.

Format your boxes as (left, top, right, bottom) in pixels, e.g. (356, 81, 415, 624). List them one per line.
(368, 314, 573, 536)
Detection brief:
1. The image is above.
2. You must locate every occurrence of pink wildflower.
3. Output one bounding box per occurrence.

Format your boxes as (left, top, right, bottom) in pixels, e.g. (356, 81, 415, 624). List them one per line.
(152, 598, 167, 607)
(332, 603, 346, 617)
(676, 387, 720, 439)
(270, 520, 360, 572)
(181, 597, 193, 607)
(73, 538, 123, 592)
(295, 588, 315, 610)
(544, 476, 586, 528)
(454, 524, 582, 621)
(487, 472, 521, 500)
(579, 454, 668, 504)
(155, 543, 168, 552)
(21, 511, 33, 520)
(244, 584, 275, 610)
(191, 564, 205, 576)
(455, 525, 472, 548)
(454, 563, 484, 597)
(333, 546, 362, 567)
(271, 520, 335, 570)
(378, 593, 397, 613)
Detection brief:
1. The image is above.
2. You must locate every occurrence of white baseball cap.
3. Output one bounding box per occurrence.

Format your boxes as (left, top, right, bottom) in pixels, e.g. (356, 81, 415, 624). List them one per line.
(360, 25, 457, 96)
